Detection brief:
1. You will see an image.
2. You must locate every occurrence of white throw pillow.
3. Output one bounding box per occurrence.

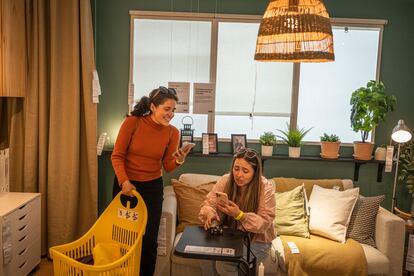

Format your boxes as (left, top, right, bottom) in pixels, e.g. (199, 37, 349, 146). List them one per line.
(308, 185, 359, 243)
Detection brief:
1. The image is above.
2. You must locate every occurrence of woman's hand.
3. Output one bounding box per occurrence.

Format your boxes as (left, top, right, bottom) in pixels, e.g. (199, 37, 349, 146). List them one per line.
(217, 200, 240, 218)
(172, 146, 192, 163)
(202, 212, 220, 230)
(121, 180, 136, 196)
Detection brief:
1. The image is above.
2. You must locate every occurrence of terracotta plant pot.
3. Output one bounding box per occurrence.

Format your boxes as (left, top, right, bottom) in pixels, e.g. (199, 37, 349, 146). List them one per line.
(261, 145, 273, 156)
(320, 141, 341, 159)
(289, 147, 301, 158)
(353, 142, 374, 160)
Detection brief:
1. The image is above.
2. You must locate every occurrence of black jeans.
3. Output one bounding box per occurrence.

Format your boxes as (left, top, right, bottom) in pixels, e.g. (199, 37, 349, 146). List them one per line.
(113, 177, 164, 276)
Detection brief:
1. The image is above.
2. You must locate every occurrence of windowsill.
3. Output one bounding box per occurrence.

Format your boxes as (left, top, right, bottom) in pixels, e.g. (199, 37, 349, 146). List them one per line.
(187, 152, 384, 163)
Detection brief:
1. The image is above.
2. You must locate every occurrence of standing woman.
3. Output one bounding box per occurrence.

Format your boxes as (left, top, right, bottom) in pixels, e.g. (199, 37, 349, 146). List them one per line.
(199, 148, 276, 275)
(112, 86, 190, 276)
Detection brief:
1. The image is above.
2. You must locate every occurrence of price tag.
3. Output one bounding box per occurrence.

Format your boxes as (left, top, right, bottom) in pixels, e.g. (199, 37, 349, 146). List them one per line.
(385, 146, 394, 172)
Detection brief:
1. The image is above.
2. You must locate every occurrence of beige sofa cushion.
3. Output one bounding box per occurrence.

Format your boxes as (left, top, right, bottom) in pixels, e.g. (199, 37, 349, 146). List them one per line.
(273, 177, 345, 199)
(178, 173, 221, 186)
(171, 179, 216, 233)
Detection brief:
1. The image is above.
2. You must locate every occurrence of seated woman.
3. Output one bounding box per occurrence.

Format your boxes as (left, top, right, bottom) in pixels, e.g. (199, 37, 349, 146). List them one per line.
(198, 147, 276, 275)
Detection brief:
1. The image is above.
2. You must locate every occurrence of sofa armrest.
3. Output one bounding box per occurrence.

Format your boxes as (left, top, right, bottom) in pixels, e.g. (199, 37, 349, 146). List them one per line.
(155, 186, 177, 276)
(375, 207, 405, 276)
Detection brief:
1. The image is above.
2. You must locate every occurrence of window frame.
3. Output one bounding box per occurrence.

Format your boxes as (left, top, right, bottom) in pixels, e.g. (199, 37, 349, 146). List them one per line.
(128, 10, 387, 145)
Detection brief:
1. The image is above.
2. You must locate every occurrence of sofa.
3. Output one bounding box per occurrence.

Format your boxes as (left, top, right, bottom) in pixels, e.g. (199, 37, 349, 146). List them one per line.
(154, 173, 405, 276)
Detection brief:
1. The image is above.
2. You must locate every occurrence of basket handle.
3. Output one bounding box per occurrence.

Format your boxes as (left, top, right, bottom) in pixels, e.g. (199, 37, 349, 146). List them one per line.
(117, 190, 141, 209)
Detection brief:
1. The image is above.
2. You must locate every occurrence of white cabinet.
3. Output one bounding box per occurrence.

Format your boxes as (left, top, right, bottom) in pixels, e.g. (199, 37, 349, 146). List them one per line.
(0, 193, 41, 276)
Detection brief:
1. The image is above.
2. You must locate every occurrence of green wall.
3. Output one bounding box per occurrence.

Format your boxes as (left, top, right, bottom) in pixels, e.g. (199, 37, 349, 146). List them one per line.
(95, 0, 414, 214)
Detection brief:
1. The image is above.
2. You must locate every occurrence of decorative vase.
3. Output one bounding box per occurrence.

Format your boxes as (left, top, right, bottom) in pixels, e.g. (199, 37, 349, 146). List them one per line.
(261, 145, 273, 157)
(289, 146, 301, 158)
(320, 141, 340, 159)
(374, 147, 387, 161)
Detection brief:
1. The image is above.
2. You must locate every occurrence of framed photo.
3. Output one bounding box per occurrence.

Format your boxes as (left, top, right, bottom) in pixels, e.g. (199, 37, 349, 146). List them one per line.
(202, 133, 218, 154)
(231, 134, 247, 154)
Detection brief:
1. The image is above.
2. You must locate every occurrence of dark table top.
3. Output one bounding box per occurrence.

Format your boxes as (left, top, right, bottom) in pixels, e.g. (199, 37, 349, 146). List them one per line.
(174, 225, 247, 262)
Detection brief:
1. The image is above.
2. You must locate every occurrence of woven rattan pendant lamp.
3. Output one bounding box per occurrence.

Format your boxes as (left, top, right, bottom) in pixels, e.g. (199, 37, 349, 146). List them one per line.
(255, 0, 334, 62)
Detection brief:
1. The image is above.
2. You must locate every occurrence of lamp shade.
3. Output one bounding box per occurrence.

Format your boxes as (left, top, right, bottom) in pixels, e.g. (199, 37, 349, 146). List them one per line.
(255, 0, 334, 62)
(391, 120, 412, 143)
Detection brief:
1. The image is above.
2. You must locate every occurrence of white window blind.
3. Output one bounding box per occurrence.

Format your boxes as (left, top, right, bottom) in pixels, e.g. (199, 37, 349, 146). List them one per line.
(133, 19, 211, 136)
(215, 22, 293, 138)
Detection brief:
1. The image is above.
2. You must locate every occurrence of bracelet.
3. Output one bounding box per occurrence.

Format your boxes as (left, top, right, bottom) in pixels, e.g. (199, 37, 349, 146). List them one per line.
(234, 211, 244, 221)
(175, 159, 185, 165)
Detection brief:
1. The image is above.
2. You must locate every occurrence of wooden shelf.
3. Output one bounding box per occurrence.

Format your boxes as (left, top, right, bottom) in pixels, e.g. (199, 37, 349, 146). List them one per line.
(187, 152, 386, 182)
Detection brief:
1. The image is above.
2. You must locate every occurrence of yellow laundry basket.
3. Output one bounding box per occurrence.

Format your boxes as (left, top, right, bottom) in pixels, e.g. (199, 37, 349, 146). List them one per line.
(50, 190, 148, 275)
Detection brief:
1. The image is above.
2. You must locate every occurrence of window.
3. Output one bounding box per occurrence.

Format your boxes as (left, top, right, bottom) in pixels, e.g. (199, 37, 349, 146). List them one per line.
(130, 12, 385, 143)
(298, 26, 381, 143)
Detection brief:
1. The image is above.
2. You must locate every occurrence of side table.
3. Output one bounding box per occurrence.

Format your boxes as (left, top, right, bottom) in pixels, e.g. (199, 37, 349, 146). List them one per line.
(174, 225, 256, 276)
(394, 207, 414, 276)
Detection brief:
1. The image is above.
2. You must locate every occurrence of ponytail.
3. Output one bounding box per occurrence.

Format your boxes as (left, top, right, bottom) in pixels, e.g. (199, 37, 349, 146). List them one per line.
(130, 96, 151, 117)
(130, 87, 178, 117)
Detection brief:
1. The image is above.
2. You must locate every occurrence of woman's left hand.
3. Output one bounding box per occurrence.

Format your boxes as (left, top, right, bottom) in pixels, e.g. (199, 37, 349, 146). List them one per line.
(217, 200, 240, 218)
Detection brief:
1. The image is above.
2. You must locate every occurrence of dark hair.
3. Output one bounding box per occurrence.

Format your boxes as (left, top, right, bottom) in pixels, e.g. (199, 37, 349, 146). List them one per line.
(130, 86, 179, 117)
(222, 148, 263, 230)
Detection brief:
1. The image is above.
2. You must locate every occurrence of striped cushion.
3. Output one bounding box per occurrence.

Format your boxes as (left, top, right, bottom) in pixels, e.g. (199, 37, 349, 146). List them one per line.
(346, 195, 385, 247)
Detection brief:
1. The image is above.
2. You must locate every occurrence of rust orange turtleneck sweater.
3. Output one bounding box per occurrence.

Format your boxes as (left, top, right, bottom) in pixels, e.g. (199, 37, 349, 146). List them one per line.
(111, 115, 180, 184)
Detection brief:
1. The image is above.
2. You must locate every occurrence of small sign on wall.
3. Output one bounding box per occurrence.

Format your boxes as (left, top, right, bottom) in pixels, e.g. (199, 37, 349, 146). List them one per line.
(169, 82, 190, 113)
(193, 83, 215, 114)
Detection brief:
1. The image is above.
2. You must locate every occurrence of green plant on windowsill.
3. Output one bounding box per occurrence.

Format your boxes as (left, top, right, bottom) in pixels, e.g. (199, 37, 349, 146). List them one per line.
(259, 131, 277, 146)
(350, 80, 396, 160)
(320, 133, 341, 159)
(350, 80, 396, 143)
(277, 123, 312, 147)
(320, 133, 340, 142)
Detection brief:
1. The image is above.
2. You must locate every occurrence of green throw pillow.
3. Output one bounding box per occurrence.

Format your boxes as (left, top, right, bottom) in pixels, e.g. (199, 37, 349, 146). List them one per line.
(274, 184, 310, 238)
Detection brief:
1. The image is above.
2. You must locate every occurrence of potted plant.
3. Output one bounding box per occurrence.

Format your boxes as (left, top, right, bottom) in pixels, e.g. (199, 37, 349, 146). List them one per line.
(277, 123, 312, 158)
(320, 133, 341, 159)
(374, 144, 387, 161)
(350, 80, 396, 160)
(259, 131, 277, 156)
(398, 141, 414, 213)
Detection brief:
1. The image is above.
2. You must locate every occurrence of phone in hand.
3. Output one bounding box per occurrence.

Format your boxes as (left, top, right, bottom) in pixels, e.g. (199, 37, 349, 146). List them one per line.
(216, 192, 229, 205)
(180, 142, 196, 152)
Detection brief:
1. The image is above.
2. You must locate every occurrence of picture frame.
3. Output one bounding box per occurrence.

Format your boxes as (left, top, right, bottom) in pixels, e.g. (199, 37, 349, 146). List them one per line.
(202, 133, 218, 154)
(231, 134, 247, 154)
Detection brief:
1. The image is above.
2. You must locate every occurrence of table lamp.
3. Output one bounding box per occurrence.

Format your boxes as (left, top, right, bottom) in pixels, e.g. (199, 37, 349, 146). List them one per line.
(391, 120, 412, 211)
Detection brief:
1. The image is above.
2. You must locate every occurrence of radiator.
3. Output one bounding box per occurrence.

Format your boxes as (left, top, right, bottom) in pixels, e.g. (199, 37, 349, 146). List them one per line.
(0, 148, 9, 192)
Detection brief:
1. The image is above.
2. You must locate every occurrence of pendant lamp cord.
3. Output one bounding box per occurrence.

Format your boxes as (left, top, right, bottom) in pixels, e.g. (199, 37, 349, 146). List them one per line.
(169, 0, 174, 81)
(250, 63, 258, 130)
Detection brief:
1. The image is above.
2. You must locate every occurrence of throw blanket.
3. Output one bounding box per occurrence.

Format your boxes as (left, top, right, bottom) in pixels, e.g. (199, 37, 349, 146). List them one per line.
(280, 235, 367, 276)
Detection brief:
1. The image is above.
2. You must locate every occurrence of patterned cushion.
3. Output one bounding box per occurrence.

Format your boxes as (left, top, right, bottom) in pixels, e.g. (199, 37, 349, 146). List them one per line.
(346, 195, 385, 247)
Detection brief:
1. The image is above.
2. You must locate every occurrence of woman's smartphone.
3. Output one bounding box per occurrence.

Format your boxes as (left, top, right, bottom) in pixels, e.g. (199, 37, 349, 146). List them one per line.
(180, 142, 196, 152)
(216, 192, 229, 205)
